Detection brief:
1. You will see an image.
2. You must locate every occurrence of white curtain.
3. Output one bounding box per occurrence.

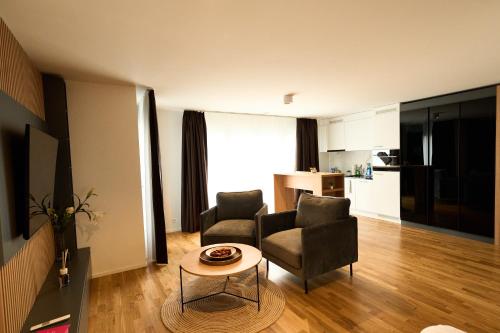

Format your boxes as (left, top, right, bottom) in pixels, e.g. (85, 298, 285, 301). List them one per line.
(205, 112, 296, 212)
(136, 87, 155, 262)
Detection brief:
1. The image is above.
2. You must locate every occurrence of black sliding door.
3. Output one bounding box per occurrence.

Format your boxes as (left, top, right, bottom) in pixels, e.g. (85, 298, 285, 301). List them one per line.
(459, 97, 495, 237)
(429, 103, 460, 230)
(400, 108, 429, 225)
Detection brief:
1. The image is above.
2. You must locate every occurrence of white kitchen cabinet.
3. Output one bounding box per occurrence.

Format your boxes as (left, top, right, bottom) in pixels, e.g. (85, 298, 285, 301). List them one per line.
(327, 120, 345, 151)
(344, 117, 373, 151)
(353, 179, 374, 212)
(372, 171, 400, 217)
(344, 178, 356, 209)
(318, 122, 328, 152)
(373, 108, 399, 149)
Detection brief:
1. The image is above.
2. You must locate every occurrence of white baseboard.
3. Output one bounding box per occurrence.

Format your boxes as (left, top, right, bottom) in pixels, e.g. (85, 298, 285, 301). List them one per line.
(91, 262, 148, 279)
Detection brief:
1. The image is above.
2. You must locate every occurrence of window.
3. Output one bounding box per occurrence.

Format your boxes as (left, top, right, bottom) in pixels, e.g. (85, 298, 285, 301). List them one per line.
(206, 112, 296, 212)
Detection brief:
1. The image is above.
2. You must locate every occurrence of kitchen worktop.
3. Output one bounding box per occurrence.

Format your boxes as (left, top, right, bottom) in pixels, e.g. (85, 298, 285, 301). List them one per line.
(274, 171, 344, 176)
(373, 165, 400, 171)
(345, 175, 373, 180)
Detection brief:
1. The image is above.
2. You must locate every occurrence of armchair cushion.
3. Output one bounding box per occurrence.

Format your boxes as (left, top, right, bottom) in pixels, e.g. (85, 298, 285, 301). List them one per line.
(216, 190, 263, 221)
(295, 193, 350, 228)
(262, 228, 303, 269)
(204, 219, 255, 238)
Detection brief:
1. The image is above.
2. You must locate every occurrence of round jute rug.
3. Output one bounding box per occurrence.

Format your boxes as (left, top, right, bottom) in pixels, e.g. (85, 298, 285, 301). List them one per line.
(161, 270, 285, 333)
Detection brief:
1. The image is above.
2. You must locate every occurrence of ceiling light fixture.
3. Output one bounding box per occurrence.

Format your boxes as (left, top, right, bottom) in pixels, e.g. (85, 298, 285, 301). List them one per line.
(284, 93, 295, 105)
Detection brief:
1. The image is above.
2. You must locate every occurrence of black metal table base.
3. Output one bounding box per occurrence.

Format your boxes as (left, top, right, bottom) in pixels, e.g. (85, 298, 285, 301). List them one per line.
(179, 265, 260, 312)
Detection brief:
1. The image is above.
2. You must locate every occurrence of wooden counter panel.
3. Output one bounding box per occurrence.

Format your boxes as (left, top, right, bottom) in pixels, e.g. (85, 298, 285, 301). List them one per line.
(274, 172, 344, 212)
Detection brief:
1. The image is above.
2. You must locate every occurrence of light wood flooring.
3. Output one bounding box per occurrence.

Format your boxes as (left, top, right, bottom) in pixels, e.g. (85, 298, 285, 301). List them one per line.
(89, 216, 500, 332)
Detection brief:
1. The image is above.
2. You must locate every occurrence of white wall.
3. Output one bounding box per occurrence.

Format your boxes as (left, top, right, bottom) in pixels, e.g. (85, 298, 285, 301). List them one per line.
(319, 152, 330, 172)
(66, 80, 146, 277)
(157, 108, 183, 232)
(205, 112, 296, 212)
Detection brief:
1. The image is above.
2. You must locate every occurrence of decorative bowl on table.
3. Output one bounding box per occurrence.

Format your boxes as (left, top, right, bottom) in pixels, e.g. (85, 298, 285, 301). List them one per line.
(205, 246, 236, 259)
(199, 246, 242, 266)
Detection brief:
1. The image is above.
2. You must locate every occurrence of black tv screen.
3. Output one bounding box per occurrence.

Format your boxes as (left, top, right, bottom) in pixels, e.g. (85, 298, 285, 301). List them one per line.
(24, 125, 58, 240)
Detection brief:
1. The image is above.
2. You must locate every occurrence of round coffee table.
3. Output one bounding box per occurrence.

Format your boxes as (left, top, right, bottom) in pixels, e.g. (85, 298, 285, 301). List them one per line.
(179, 243, 262, 312)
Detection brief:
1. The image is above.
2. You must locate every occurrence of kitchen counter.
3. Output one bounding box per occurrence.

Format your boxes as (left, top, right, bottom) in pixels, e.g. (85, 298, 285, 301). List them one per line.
(373, 165, 400, 171)
(345, 175, 373, 180)
(345, 170, 400, 220)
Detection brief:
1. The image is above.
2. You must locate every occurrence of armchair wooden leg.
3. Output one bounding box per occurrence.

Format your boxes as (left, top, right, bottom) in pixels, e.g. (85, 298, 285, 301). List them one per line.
(304, 279, 308, 294)
(266, 259, 269, 278)
(350, 263, 353, 276)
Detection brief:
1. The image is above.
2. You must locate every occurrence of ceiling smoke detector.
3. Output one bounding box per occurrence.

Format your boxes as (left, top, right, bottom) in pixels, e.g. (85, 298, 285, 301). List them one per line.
(284, 93, 295, 105)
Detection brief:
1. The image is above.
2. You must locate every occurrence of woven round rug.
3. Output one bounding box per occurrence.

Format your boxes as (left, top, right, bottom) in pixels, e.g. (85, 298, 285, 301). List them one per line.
(161, 269, 285, 333)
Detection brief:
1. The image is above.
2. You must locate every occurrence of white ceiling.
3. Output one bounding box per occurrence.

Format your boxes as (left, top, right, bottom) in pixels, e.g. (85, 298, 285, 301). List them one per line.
(2, 0, 500, 117)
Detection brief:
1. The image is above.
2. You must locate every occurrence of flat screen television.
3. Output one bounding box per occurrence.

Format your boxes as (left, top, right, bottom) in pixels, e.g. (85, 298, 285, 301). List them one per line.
(24, 125, 58, 240)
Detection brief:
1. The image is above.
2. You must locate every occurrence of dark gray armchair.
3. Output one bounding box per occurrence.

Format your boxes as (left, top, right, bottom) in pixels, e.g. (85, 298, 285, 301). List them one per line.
(260, 193, 358, 293)
(200, 190, 268, 248)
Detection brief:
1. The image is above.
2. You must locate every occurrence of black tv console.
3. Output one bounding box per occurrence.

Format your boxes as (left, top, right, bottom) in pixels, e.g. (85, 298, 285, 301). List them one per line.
(21, 248, 91, 332)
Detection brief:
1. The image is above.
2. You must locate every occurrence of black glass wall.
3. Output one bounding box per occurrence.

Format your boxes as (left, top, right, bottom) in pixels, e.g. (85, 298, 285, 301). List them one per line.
(400, 108, 429, 225)
(459, 97, 496, 237)
(429, 103, 460, 231)
(400, 88, 496, 238)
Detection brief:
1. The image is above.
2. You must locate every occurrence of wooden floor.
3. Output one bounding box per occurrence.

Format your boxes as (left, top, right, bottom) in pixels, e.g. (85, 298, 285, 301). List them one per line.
(89, 216, 500, 332)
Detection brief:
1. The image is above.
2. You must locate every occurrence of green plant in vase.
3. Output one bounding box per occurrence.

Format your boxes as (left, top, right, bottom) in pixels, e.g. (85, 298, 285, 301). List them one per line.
(30, 189, 102, 260)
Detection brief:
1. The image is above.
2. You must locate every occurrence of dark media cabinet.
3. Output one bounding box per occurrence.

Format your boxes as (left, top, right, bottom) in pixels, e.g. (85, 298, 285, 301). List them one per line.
(21, 248, 91, 333)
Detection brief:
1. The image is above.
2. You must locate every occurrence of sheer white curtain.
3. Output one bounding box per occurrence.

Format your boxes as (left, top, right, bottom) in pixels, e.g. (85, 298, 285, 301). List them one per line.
(205, 112, 296, 212)
(136, 87, 155, 262)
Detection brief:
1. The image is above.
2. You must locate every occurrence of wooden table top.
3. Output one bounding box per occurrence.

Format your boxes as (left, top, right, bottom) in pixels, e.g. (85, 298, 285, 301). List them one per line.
(180, 243, 262, 277)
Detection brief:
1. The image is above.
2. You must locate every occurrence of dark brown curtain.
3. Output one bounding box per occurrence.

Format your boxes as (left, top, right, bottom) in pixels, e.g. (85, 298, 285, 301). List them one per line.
(295, 118, 320, 206)
(148, 90, 168, 264)
(181, 110, 209, 232)
(296, 118, 320, 171)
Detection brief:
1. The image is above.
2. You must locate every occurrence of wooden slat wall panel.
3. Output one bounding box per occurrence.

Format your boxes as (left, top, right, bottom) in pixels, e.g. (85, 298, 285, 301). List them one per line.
(0, 273, 4, 333)
(1, 240, 37, 333)
(0, 17, 53, 333)
(29, 225, 56, 293)
(0, 224, 54, 333)
(0, 18, 44, 120)
(496, 85, 500, 246)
